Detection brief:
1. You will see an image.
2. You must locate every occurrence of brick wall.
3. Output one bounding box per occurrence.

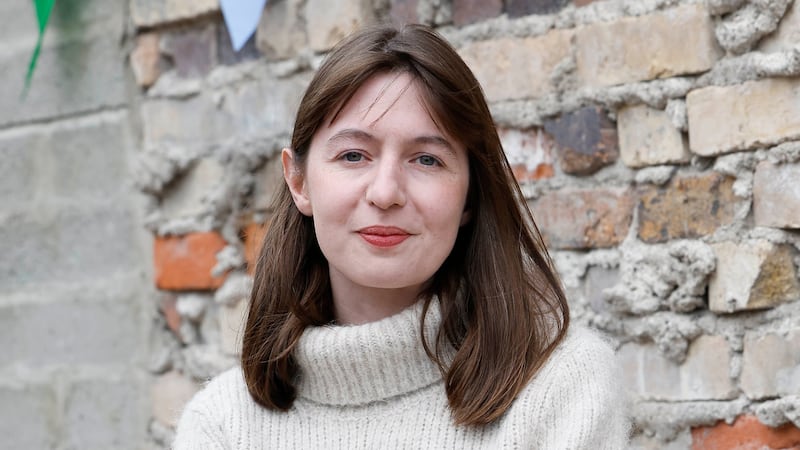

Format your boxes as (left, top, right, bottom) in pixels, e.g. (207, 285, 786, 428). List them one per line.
(51, 0, 799, 447)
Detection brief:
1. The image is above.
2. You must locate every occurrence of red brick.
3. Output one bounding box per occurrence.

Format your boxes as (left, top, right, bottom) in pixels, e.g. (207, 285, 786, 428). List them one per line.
(159, 295, 181, 337)
(691, 415, 800, 450)
(452, 0, 503, 26)
(154, 232, 228, 290)
(498, 128, 555, 183)
(242, 221, 269, 275)
(529, 188, 633, 249)
(543, 106, 618, 176)
(637, 173, 739, 243)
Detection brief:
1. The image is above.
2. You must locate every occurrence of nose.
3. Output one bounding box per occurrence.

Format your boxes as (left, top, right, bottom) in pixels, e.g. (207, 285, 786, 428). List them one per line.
(365, 159, 406, 209)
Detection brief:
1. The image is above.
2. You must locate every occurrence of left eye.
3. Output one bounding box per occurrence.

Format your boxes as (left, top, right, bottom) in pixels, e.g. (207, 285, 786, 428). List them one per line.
(343, 152, 363, 162)
(417, 155, 439, 166)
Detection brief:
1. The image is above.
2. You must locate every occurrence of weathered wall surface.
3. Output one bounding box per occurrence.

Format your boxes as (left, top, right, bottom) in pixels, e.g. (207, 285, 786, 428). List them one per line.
(17, 0, 790, 448)
(0, 0, 153, 449)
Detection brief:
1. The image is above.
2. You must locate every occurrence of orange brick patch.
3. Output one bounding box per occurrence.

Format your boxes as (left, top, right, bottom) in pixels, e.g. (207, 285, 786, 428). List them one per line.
(154, 232, 228, 290)
(691, 415, 800, 450)
(242, 221, 269, 275)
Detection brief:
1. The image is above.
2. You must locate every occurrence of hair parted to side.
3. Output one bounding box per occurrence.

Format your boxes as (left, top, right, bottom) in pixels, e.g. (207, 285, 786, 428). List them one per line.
(242, 24, 569, 426)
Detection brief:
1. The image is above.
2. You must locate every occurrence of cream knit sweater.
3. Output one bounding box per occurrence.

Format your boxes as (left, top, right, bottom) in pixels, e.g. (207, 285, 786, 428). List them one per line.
(173, 302, 629, 449)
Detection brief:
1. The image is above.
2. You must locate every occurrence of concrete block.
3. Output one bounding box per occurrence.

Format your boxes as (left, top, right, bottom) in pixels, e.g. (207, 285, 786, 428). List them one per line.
(305, 0, 376, 52)
(0, 132, 37, 208)
(255, 0, 306, 60)
(459, 30, 574, 102)
(709, 241, 800, 313)
(220, 298, 248, 355)
(151, 371, 200, 427)
(161, 158, 225, 219)
(753, 161, 800, 229)
(619, 336, 736, 401)
(64, 378, 147, 449)
(759, 0, 800, 53)
(741, 330, 800, 399)
(130, 0, 220, 27)
(498, 128, 555, 183)
(584, 266, 620, 313)
(0, 298, 142, 367)
(0, 385, 57, 449)
(0, 206, 142, 289)
(575, 4, 721, 87)
(618, 104, 690, 168)
(543, 106, 618, 176)
(529, 187, 633, 249)
(0, 0, 127, 127)
(687, 78, 800, 156)
(637, 173, 739, 243)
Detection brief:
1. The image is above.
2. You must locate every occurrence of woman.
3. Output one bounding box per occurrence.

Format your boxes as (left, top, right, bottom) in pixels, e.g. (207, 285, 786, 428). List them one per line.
(174, 24, 628, 449)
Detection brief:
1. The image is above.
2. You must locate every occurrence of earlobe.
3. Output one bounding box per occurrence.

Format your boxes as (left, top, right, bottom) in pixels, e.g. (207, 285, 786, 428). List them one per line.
(282, 148, 313, 216)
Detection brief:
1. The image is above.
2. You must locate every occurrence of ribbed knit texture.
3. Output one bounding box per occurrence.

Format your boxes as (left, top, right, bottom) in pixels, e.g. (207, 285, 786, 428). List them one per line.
(173, 301, 630, 449)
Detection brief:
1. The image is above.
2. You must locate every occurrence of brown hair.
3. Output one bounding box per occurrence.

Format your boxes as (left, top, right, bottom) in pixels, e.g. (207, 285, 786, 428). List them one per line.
(242, 24, 569, 426)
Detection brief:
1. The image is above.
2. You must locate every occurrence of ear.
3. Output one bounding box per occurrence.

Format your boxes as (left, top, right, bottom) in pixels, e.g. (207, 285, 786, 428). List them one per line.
(282, 148, 312, 216)
(460, 209, 471, 226)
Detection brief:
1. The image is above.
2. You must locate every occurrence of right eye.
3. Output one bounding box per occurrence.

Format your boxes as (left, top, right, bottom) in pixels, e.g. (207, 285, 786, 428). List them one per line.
(342, 151, 363, 162)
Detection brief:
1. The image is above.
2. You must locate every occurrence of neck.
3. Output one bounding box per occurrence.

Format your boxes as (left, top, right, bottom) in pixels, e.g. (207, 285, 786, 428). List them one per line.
(329, 270, 422, 325)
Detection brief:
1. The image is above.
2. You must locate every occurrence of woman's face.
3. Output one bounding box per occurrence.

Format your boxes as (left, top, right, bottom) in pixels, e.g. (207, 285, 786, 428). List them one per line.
(284, 71, 470, 308)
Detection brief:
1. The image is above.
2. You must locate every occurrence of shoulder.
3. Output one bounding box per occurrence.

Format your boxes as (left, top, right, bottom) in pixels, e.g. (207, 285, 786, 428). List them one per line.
(172, 367, 250, 449)
(502, 325, 630, 449)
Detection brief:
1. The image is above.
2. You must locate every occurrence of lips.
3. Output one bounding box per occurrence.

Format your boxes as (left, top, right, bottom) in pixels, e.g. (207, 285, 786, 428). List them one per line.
(357, 226, 411, 248)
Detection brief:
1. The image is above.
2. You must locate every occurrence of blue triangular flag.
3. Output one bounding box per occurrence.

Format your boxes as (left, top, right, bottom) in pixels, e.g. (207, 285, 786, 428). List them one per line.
(220, 0, 268, 51)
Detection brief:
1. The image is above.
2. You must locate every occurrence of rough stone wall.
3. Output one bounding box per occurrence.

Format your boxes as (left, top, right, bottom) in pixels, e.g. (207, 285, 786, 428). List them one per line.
(128, 0, 800, 448)
(0, 0, 153, 448)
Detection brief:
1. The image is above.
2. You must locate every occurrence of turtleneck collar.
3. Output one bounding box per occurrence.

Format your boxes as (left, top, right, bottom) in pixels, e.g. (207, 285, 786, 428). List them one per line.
(293, 300, 443, 406)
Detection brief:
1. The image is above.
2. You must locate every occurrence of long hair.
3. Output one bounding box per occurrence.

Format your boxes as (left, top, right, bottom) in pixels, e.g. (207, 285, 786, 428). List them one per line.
(242, 24, 569, 426)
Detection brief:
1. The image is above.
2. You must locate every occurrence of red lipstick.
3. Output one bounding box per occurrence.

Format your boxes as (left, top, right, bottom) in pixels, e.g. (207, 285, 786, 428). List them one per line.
(357, 226, 411, 248)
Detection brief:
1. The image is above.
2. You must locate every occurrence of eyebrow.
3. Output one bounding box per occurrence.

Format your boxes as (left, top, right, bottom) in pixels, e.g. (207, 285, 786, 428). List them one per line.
(327, 129, 457, 156)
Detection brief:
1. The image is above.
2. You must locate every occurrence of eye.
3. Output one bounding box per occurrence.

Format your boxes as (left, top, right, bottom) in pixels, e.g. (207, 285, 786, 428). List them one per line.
(342, 151, 363, 162)
(417, 155, 440, 166)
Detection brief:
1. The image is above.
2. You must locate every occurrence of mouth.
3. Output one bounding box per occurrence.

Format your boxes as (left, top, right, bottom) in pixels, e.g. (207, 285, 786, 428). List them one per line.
(357, 226, 412, 248)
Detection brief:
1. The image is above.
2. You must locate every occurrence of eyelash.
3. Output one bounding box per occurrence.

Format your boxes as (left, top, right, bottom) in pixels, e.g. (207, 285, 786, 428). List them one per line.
(337, 151, 443, 167)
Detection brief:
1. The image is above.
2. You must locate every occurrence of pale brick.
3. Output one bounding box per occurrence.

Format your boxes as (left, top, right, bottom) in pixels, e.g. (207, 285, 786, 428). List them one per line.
(131, 32, 161, 87)
(753, 161, 800, 229)
(0, 385, 57, 449)
(583, 266, 620, 313)
(65, 379, 147, 448)
(740, 330, 800, 399)
(252, 156, 284, 211)
(151, 371, 200, 427)
(637, 173, 739, 243)
(160, 24, 218, 79)
(687, 78, 800, 156)
(529, 187, 633, 249)
(452, 0, 503, 26)
(507, 0, 569, 16)
(255, 0, 306, 60)
(709, 241, 800, 313)
(758, 0, 800, 53)
(618, 104, 690, 168)
(498, 128, 555, 183)
(459, 30, 573, 102)
(0, 297, 142, 367)
(305, 0, 376, 52)
(130, 0, 220, 28)
(618, 336, 736, 401)
(575, 5, 721, 88)
(389, 0, 419, 26)
(220, 298, 249, 355)
(161, 158, 226, 219)
(142, 74, 309, 148)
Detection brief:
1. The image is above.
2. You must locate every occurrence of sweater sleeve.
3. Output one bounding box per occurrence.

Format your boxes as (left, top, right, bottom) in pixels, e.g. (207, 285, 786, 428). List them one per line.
(511, 327, 631, 449)
(172, 401, 228, 450)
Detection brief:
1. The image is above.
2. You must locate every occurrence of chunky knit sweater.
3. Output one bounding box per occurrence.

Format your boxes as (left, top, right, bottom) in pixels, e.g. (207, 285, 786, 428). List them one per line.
(173, 302, 629, 449)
